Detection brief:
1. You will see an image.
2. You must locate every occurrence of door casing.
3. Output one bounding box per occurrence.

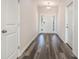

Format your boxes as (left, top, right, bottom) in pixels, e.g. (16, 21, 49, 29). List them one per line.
(65, 0, 74, 49)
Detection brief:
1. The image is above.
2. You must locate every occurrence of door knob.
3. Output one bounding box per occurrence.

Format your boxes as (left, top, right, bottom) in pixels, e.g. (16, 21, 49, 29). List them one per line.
(2, 30, 7, 33)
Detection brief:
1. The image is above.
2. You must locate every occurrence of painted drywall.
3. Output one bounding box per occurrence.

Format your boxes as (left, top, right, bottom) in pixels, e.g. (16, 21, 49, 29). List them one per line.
(20, 0, 38, 56)
(38, 6, 58, 16)
(57, 2, 65, 41)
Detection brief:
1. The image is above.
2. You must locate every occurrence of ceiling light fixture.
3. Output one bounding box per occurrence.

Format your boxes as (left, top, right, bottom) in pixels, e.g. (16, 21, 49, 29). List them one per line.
(43, 1, 56, 6)
(46, 6, 51, 9)
(46, 1, 52, 9)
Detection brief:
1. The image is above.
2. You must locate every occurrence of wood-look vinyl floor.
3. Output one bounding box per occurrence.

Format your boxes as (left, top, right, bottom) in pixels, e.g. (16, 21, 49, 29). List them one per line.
(20, 33, 77, 59)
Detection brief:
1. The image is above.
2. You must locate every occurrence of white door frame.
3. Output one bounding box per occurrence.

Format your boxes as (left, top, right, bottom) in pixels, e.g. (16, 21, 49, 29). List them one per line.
(65, 0, 74, 48)
(1, 0, 6, 58)
(17, 0, 21, 57)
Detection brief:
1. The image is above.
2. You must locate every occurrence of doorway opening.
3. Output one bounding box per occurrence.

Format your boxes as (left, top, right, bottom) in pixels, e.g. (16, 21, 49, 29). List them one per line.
(39, 15, 57, 33)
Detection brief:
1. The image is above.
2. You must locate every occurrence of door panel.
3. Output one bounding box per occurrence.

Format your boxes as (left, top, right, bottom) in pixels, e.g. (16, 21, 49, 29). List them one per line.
(8, 52, 17, 59)
(5, 0, 18, 58)
(1, 0, 18, 58)
(6, 33, 17, 58)
(6, 25, 17, 34)
(6, 0, 18, 25)
(66, 2, 73, 48)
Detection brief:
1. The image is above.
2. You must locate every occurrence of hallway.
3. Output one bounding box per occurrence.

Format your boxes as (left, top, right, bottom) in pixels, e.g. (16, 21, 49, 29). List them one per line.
(20, 34, 77, 59)
(1, 0, 78, 59)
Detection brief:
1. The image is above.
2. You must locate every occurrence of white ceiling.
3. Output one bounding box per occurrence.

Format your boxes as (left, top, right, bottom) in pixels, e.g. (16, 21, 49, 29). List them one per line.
(35, 0, 64, 7)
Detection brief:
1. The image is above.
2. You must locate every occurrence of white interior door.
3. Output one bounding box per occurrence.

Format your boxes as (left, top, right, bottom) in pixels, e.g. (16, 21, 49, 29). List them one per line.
(1, 0, 18, 59)
(65, 2, 73, 48)
(39, 15, 56, 33)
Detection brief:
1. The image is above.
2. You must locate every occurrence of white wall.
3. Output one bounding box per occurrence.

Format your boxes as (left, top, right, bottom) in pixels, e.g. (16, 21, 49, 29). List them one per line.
(57, 2, 65, 41)
(20, 0, 38, 56)
(38, 6, 58, 16)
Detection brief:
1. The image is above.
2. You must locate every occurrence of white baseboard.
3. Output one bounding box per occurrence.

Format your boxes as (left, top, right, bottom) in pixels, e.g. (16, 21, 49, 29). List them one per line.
(73, 50, 78, 58)
(56, 32, 65, 42)
(18, 34, 38, 57)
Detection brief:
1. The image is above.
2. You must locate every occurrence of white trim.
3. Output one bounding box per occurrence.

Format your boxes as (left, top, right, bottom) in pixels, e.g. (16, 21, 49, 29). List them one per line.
(57, 33, 65, 42)
(72, 0, 78, 57)
(18, 34, 38, 57)
(17, 1, 21, 57)
(65, 0, 73, 44)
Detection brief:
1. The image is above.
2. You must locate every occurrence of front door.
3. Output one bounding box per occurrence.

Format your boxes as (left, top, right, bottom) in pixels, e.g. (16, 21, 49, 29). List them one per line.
(39, 15, 56, 33)
(1, 0, 18, 59)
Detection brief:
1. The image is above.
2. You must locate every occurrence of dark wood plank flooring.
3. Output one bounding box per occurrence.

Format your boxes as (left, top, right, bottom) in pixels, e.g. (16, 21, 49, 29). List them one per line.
(20, 33, 77, 59)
